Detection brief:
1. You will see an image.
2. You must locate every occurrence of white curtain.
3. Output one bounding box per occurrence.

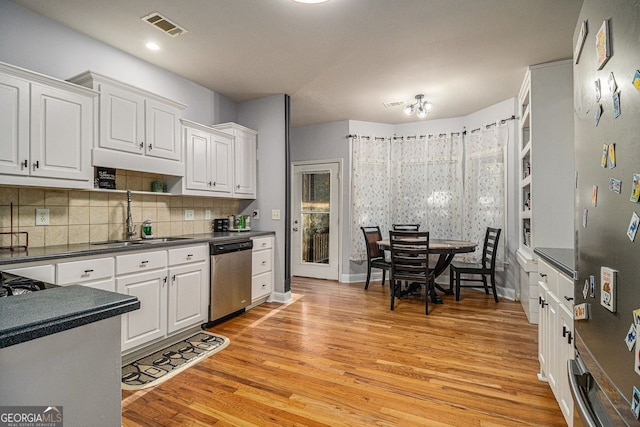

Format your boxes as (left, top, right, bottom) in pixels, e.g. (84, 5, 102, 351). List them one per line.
(350, 136, 390, 262)
(390, 134, 463, 239)
(461, 124, 508, 264)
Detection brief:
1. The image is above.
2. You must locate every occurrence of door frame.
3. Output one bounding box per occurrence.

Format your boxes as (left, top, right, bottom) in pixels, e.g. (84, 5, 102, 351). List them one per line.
(290, 159, 342, 281)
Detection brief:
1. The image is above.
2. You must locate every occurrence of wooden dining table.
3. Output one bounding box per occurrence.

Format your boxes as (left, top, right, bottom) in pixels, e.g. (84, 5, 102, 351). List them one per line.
(377, 239, 477, 303)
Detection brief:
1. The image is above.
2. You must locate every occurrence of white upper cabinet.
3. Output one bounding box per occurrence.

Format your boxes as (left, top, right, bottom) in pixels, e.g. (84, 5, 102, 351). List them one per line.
(212, 122, 257, 199)
(181, 119, 233, 197)
(0, 62, 96, 188)
(68, 71, 186, 176)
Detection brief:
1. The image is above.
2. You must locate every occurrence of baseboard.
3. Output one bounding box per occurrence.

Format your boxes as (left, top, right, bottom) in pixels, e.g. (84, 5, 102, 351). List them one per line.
(270, 290, 292, 304)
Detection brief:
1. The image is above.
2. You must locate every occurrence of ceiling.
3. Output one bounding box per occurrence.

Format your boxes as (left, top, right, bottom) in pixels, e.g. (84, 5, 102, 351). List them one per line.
(11, 0, 583, 127)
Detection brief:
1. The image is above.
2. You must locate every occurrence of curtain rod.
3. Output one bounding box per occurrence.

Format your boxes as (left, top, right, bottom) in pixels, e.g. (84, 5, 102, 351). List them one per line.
(465, 114, 517, 134)
(348, 132, 463, 141)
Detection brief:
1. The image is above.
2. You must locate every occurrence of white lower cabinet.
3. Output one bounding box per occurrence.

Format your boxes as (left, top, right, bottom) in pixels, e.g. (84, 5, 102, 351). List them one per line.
(167, 245, 209, 334)
(116, 245, 209, 353)
(537, 258, 574, 426)
(251, 236, 273, 303)
(118, 269, 168, 351)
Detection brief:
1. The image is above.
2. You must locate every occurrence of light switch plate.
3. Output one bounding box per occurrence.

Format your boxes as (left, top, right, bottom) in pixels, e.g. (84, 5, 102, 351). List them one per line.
(184, 209, 195, 221)
(35, 208, 49, 226)
(205, 209, 211, 220)
(271, 209, 281, 220)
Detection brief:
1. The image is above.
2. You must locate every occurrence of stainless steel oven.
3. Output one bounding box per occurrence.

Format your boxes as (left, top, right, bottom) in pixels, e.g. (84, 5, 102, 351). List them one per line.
(208, 239, 253, 323)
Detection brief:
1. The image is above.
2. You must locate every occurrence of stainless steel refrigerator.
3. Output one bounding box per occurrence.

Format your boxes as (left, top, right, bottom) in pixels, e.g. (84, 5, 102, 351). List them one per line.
(571, 0, 640, 425)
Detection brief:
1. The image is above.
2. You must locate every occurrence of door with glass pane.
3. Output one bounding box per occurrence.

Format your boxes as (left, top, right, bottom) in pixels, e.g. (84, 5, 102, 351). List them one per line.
(292, 162, 340, 280)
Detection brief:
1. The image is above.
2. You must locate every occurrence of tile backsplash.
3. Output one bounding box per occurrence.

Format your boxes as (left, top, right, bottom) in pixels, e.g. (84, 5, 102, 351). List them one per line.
(0, 171, 240, 248)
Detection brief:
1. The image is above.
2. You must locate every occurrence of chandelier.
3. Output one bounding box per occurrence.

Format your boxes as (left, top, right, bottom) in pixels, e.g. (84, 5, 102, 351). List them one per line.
(403, 94, 432, 119)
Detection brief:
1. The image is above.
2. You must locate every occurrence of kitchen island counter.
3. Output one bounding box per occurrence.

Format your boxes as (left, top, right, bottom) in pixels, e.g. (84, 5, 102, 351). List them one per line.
(0, 285, 139, 348)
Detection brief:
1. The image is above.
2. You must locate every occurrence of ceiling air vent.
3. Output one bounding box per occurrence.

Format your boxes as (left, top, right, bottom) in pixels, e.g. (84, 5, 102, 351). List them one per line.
(383, 101, 405, 108)
(141, 12, 187, 37)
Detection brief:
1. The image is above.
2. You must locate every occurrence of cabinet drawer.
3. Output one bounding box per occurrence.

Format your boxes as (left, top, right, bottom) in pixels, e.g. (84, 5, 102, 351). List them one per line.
(537, 259, 558, 295)
(252, 249, 272, 276)
(116, 250, 167, 275)
(252, 236, 272, 251)
(558, 273, 574, 311)
(57, 257, 114, 285)
(168, 244, 208, 266)
(81, 278, 116, 292)
(252, 271, 272, 300)
(4, 265, 55, 284)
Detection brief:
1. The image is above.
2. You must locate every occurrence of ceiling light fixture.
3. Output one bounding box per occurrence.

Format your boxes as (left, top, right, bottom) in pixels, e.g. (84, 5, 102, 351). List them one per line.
(403, 94, 432, 119)
(146, 42, 160, 51)
(292, 0, 331, 3)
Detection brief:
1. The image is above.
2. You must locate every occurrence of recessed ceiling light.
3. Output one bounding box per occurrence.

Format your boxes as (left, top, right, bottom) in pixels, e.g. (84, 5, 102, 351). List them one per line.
(146, 42, 160, 51)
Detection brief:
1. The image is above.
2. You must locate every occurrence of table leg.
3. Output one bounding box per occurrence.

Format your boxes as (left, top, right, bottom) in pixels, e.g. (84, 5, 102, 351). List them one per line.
(433, 254, 455, 296)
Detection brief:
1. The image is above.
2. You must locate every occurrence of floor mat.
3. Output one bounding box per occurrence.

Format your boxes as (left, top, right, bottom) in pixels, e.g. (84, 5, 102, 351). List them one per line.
(122, 331, 229, 390)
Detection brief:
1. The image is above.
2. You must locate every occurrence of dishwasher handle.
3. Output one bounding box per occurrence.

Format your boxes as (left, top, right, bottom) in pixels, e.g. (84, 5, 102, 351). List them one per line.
(211, 240, 253, 255)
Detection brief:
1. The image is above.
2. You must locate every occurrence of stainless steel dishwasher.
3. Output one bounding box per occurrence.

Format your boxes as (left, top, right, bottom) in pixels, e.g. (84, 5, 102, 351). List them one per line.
(209, 239, 253, 323)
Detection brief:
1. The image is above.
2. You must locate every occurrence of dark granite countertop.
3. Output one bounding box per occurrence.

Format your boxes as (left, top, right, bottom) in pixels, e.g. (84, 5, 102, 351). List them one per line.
(0, 285, 140, 348)
(534, 247, 575, 279)
(0, 230, 275, 266)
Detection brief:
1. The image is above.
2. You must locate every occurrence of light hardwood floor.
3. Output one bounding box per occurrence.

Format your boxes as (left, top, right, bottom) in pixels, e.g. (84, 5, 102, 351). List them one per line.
(122, 277, 565, 426)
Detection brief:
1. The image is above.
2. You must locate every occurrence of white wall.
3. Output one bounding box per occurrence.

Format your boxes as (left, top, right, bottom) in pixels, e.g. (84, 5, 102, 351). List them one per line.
(237, 95, 288, 300)
(0, 0, 237, 125)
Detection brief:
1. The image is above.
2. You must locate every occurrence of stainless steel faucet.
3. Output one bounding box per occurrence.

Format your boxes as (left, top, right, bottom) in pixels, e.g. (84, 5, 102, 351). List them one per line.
(125, 190, 137, 239)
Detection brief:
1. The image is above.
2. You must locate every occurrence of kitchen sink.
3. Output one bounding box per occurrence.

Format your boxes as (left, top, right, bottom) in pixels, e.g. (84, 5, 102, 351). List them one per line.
(137, 237, 192, 244)
(90, 237, 192, 247)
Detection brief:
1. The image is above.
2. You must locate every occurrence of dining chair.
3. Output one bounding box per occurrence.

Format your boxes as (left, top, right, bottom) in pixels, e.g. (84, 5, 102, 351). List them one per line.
(392, 224, 420, 231)
(360, 226, 391, 290)
(389, 230, 434, 315)
(449, 227, 502, 302)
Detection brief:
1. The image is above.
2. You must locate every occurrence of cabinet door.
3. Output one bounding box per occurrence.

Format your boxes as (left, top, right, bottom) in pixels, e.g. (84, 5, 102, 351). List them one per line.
(98, 82, 145, 155)
(546, 291, 560, 396)
(118, 270, 167, 351)
(30, 83, 93, 181)
(185, 127, 211, 191)
(210, 132, 233, 194)
(557, 304, 574, 424)
(537, 281, 550, 378)
(167, 262, 208, 334)
(145, 98, 181, 161)
(233, 131, 256, 197)
(0, 74, 29, 176)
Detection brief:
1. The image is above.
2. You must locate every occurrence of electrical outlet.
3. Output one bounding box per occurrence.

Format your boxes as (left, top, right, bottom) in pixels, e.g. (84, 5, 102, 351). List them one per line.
(272, 209, 281, 220)
(184, 209, 195, 221)
(253, 209, 260, 220)
(35, 208, 49, 226)
(205, 209, 212, 220)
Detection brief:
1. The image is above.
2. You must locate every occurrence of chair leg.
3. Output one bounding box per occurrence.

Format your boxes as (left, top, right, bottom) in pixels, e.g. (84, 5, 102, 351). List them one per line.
(364, 264, 372, 290)
(390, 280, 396, 310)
(491, 272, 499, 303)
(482, 275, 489, 294)
(381, 269, 386, 287)
(455, 270, 461, 301)
(449, 266, 454, 294)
